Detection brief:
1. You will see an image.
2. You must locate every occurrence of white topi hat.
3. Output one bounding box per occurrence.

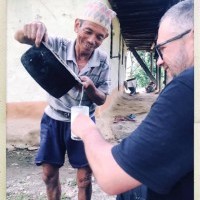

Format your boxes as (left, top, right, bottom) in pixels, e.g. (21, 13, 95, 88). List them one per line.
(79, 0, 116, 30)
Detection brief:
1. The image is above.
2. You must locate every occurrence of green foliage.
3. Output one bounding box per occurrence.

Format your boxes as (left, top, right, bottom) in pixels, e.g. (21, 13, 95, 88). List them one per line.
(126, 50, 157, 88)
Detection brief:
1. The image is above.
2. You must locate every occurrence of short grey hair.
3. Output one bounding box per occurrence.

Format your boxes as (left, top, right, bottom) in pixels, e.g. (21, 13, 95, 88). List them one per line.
(160, 0, 194, 32)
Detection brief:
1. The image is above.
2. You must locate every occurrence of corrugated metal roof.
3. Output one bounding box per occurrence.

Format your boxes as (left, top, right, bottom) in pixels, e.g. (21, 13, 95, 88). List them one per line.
(109, 0, 181, 51)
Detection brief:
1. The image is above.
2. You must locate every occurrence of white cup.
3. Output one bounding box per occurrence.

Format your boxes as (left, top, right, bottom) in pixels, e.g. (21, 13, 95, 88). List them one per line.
(71, 106, 89, 140)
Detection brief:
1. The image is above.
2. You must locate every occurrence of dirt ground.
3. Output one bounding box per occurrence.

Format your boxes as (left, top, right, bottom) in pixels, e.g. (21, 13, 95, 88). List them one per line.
(6, 91, 158, 200)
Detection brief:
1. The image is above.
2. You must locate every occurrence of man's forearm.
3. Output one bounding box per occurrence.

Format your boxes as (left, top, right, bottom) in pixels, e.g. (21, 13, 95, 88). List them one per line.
(85, 87, 106, 105)
(81, 127, 117, 193)
(72, 115, 141, 194)
(81, 126, 141, 195)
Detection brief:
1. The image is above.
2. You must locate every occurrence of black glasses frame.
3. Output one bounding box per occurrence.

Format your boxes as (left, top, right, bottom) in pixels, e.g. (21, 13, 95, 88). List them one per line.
(155, 29, 191, 60)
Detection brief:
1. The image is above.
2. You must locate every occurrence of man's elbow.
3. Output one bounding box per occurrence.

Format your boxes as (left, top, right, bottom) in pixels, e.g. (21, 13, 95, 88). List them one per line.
(96, 178, 121, 195)
(96, 98, 106, 106)
(96, 175, 125, 195)
(96, 94, 107, 106)
(95, 171, 141, 195)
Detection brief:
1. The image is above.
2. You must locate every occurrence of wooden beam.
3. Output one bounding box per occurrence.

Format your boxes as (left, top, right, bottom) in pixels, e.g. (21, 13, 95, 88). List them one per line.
(130, 48, 156, 83)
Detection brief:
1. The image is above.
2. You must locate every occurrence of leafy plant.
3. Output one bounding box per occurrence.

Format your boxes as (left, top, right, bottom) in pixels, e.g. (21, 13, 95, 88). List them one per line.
(126, 50, 165, 89)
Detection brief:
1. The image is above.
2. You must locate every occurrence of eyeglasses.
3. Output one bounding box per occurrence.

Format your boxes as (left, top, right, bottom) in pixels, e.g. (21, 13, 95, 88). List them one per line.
(155, 29, 191, 60)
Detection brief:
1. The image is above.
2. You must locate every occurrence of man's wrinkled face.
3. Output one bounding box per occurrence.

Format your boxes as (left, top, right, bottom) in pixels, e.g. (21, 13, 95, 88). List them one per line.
(74, 19, 108, 55)
(156, 19, 192, 78)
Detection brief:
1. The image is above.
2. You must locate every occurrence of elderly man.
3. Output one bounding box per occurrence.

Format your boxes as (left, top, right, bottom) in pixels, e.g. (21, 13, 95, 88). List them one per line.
(72, 1, 194, 200)
(14, 1, 116, 200)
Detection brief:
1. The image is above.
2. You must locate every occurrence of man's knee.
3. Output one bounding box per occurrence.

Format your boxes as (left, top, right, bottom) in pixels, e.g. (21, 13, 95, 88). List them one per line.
(77, 166, 92, 188)
(42, 164, 59, 186)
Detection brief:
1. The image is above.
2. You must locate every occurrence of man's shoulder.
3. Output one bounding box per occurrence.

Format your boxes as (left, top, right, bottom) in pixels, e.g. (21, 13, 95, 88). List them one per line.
(179, 67, 194, 78)
(157, 67, 194, 105)
(175, 67, 194, 88)
(95, 47, 108, 62)
(163, 67, 194, 92)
